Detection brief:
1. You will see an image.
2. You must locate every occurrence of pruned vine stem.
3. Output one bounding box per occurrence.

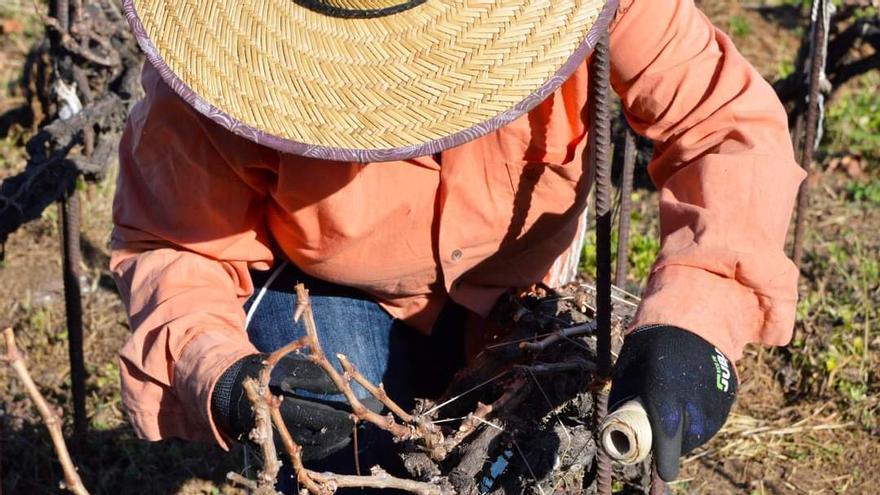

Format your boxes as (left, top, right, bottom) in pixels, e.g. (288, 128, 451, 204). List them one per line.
(2, 328, 89, 495)
(230, 284, 456, 494)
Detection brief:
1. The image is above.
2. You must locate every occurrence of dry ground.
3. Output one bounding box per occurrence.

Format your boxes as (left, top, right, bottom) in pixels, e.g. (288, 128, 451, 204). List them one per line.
(1, 0, 878, 494)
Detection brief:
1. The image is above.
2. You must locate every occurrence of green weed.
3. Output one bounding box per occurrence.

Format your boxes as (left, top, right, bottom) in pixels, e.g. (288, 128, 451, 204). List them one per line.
(853, 5, 878, 20)
(796, 232, 879, 431)
(824, 74, 880, 165)
(668, 479, 691, 495)
(847, 180, 880, 204)
(776, 58, 796, 80)
(40, 203, 57, 224)
(580, 205, 661, 287)
(28, 307, 52, 334)
(729, 15, 753, 37)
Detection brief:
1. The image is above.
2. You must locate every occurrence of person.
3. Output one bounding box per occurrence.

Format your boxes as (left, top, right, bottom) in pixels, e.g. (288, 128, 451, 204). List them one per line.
(112, 0, 805, 488)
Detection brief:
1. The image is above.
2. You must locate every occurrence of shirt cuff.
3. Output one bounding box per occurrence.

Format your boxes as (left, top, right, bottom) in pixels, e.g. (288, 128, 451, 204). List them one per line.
(173, 331, 257, 450)
(631, 264, 790, 362)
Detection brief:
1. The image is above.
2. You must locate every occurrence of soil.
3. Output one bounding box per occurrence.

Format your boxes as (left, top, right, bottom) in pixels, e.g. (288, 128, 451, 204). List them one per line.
(1, 1, 878, 494)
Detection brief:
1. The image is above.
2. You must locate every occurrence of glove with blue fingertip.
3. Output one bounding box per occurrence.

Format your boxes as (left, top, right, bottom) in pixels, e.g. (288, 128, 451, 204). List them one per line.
(608, 325, 737, 481)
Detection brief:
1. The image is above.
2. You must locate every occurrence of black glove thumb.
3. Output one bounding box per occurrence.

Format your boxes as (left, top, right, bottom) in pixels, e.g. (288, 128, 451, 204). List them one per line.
(609, 325, 737, 481)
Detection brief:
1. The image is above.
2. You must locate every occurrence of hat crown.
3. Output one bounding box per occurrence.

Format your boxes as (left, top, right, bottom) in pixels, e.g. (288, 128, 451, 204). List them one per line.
(296, 0, 425, 17)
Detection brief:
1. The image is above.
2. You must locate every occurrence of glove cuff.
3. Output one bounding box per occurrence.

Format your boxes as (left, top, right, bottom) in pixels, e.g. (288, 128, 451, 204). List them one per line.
(210, 353, 265, 440)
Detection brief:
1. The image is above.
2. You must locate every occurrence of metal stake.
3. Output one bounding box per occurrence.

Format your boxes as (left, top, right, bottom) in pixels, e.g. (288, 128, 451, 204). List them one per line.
(589, 31, 614, 495)
(792, 0, 831, 268)
(618, 122, 667, 494)
(57, 194, 87, 438)
(50, 0, 88, 438)
(615, 123, 637, 289)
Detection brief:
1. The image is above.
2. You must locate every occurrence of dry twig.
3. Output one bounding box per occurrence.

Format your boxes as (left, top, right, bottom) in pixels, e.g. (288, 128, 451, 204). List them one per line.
(337, 354, 414, 423)
(443, 377, 529, 454)
(310, 466, 445, 495)
(241, 378, 282, 494)
(227, 472, 261, 492)
(294, 285, 418, 441)
(2, 328, 89, 495)
(267, 400, 326, 495)
(519, 322, 597, 353)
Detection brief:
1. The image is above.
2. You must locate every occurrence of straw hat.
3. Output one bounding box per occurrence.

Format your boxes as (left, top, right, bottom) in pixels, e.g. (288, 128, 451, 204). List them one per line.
(124, 0, 616, 162)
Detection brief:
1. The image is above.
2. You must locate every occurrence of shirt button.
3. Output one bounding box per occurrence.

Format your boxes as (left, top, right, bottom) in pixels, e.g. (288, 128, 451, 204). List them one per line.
(450, 249, 463, 262)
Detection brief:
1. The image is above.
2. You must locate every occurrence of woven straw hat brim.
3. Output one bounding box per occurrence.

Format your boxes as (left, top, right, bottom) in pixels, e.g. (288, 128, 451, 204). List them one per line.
(124, 0, 616, 162)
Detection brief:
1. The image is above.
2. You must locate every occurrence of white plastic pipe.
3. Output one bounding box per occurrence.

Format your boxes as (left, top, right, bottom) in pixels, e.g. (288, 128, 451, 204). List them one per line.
(599, 398, 652, 464)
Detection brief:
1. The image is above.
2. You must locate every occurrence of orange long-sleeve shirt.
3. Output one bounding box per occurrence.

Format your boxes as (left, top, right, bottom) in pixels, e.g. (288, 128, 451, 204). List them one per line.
(111, 0, 805, 447)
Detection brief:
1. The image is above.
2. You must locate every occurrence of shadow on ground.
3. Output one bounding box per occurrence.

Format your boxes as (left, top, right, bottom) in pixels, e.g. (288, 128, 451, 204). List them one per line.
(1, 421, 244, 494)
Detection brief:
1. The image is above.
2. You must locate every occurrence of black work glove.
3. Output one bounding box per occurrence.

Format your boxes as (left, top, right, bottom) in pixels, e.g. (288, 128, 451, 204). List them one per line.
(609, 325, 737, 481)
(211, 353, 354, 460)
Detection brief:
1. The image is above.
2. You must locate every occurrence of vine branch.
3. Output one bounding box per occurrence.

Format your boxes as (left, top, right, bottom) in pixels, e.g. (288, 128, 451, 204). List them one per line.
(231, 285, 454, 494)
(2, 328, 89, 495)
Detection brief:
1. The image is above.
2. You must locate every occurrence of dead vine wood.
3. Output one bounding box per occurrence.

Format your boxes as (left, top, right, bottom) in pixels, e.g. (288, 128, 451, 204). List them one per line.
(0, 0, 142, 244)
(230, 284, 454, 494)
(230, 282, 648, 494)
(2, 328, 89, 495)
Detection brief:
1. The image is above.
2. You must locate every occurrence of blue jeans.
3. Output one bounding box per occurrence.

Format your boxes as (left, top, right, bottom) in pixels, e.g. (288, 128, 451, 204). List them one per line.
(244, 262, 466, 493)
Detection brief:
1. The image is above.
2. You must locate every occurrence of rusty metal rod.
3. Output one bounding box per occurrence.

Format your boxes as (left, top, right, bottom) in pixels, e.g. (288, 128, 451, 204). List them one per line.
(591, 36, 613, 382)
(58, 190, 87, 438)
(616, 122, 637, 288)
(792, 0, 830, 268)
(51, 0, 88, 438)
(589, 31, 614, 495)
(612, 120, 667, 494)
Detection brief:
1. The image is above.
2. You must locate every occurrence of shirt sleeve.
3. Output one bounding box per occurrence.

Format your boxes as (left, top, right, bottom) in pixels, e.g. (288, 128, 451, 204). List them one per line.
(111, 63, 276, 447)
(608, 0, 806, 361)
